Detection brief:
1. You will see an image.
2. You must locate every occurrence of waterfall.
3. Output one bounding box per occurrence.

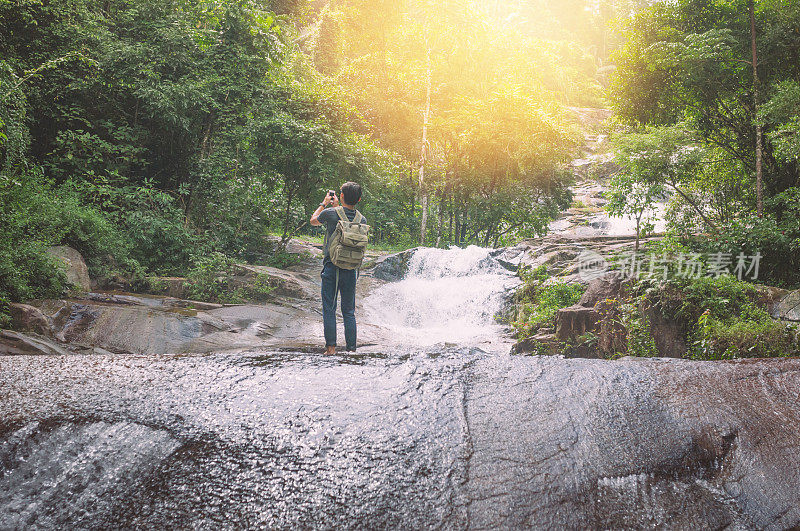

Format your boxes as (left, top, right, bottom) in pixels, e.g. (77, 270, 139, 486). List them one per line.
(364, 246, 519, 349)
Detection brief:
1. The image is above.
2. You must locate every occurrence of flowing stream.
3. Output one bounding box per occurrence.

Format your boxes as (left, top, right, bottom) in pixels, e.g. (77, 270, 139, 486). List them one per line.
(364, 246, 519, 351)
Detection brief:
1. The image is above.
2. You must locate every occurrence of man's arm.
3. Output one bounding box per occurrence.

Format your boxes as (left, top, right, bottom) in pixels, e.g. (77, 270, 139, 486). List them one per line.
(310, 191, 339, 226)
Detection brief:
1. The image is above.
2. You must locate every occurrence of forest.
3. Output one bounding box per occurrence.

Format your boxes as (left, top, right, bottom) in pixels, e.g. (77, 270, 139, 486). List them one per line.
(1, 0, 799, 317)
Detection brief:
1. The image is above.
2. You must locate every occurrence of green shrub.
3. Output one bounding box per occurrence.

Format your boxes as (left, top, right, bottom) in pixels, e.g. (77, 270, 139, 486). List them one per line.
(636, 275, 800, 360)
(691, 308, 798, 359)
(185, 252, 243, 304)
(0, 168, 128, 319)
(619, 302, 659, 358)
(185, 252, 275, 304)
(684, 205, 800, 288)
(263, 249, 303, 269)
(512, 268, 585, 338)
(248, 273, 276, 302)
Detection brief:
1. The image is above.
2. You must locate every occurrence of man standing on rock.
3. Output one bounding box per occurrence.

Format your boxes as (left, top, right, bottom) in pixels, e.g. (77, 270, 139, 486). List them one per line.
(310, 182, 367, 354)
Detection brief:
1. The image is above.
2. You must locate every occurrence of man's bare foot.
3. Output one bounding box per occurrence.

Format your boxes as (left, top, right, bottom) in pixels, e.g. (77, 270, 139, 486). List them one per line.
(325, 346, 336, 355)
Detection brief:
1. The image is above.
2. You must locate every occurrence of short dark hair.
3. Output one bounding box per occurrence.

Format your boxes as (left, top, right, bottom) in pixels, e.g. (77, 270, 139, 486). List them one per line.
(340, 181, 362, 205)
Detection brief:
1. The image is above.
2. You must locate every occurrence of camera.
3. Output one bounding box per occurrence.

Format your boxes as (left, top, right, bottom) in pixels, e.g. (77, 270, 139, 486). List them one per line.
(329, 190, 335, 197)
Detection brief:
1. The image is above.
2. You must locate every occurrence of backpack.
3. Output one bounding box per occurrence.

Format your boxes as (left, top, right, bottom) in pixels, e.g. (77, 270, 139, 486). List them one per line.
(327, 207, 370, 270)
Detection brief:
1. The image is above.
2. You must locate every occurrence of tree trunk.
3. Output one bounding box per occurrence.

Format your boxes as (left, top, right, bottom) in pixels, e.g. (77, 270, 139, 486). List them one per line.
(409, 163, 416, 216)
(454, 208, 461, 246)
(436, 192, 445, 247)
(668, 181, 718, 231)
(448, 195, 454, 243)
(281, 186, 296, 244)
(749, 0, 764, 217)
(418, 43, 432, 245)
(635, 211, 642, 252)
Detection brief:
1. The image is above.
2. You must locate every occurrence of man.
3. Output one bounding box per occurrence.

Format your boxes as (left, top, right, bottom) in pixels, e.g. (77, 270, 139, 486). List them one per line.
(309, 181, 366, 354)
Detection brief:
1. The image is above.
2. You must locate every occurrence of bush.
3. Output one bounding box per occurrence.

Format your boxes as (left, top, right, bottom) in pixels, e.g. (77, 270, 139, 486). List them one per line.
(512, 266, 585, 338)
(185, 252, 243, 304)
(680, 191, 800, 288)
(1, 168, 128, 320)
(619, 302, 659, 358)
(185, 252, 275, 304)
(636, 275, 800, 360)
(691, 308, 798, 359)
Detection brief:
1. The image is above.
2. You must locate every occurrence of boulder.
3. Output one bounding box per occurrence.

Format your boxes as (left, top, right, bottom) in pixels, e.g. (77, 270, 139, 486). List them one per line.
(235, 264, 317, 300)
(47, 246, 91, 291)
(372, 248, 418, 282)
(578, 273, 623, 307)
(0, 330, 72, 356)
(512, 332, 560, 355)
(773, 290, 800, 322)
(9, 303, 52, 336)
(646, 307, 688, 358)
(556, 305, 600, 341)
(755, 284, 789, 313)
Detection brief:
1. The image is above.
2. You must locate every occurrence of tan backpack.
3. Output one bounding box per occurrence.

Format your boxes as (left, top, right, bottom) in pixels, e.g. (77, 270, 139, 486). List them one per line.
(327, 207, 369, 270)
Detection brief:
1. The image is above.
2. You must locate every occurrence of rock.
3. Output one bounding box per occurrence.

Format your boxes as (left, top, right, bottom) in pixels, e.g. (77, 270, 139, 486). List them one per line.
(0, 330, 72, 355)
(512, 333, 560, 355)
(773, 290, 800, 322)
(578, 273, 623, 307)
(372, 248, 418, 281)
(47, 246, 91, 291)
(555, 305, 600, 341)
(489, 247, 522, 271)
(32, 299, 235, 354)
(520, 248, 582, 274)
(595, 299, 626, 354)
(235, 264, 317, 300)
(8, 303, 52, 336)
(646, 307, 688, 358)
(266, 236, 323, 258)
(2, 355, 800, 527)
(755, 284, 789, 313)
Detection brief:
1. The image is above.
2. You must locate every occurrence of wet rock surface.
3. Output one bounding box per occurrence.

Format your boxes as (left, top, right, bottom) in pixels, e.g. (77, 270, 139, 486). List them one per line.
(372, 247, 418, 281)
(2, 352, 799, 528)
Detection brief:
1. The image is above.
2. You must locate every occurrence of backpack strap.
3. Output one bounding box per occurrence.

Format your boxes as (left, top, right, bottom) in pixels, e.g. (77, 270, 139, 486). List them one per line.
(354, 210, 364, 224)
(335, 206, 348, 222)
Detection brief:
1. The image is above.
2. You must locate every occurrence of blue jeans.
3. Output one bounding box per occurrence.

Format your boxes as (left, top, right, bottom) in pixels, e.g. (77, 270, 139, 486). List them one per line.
(321, 261, 357, 350)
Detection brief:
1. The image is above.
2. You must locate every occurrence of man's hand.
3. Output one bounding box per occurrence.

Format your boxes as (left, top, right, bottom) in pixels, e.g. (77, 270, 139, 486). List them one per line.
(311, 191, 337, 226)
(323, 191, 339, 207)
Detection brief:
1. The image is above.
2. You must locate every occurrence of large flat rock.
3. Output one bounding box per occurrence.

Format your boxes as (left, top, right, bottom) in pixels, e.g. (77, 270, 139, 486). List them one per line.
(1, 352, 798, 528)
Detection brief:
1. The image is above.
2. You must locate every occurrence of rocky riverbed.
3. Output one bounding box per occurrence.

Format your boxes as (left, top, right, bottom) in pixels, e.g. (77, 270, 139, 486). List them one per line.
(2, 349, 800, 528)
(2, 239, 800, 528)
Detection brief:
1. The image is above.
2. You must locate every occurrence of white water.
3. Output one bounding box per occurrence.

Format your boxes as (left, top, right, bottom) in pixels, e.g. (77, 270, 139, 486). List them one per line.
(364, 246, 519, 350)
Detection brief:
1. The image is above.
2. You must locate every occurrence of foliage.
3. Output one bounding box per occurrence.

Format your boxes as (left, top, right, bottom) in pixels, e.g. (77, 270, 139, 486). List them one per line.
(316, 0, 588, 247)
(512, 267, 586, 338)
(185, 252, 243, 304)
(760, 80, 800, 163)
(262, 248, 303, 269)
(618, 301, 659, 358)
(691, 307, 797, 359)
(606, 170, 664, 250)
(609, 0, 800, 286)
(0, 167, 130, 315)
(184, 252, 276, 304)
(631, 275, 799, 359)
